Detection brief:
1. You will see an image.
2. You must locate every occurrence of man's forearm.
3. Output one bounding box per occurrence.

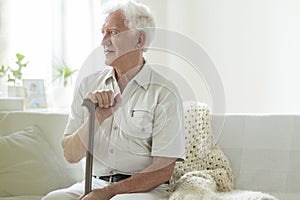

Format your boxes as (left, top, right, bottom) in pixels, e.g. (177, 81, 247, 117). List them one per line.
(61, 122, 88, 163)
(62, 112, 107, 164)
(105, 159, 176, 197)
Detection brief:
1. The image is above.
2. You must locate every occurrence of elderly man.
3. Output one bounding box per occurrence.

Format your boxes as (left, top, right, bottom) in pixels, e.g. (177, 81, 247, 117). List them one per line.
(43, 1, 185, 200)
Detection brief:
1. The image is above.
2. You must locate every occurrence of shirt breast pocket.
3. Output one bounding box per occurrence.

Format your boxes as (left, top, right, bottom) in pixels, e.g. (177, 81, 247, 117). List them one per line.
(129, 109, 154, 138)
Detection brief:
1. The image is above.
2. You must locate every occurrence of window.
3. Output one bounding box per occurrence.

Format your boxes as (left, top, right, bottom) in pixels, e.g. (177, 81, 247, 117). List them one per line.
(0, 0, 101, 109)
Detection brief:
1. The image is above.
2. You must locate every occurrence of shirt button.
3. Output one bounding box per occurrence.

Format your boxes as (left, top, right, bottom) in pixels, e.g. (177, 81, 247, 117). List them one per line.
(109, 170, 113, 174)
(109, 149, 114, 154)
(141, 127, 145, 132)
(113, 126, 118, 131)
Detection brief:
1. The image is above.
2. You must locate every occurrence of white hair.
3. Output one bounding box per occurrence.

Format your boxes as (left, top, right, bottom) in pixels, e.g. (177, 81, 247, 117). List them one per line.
(102, 0, 156, 51)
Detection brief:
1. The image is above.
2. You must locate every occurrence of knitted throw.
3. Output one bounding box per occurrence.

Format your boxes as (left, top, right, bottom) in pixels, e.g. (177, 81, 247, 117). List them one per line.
(166, 102, 278, 200)
(170, 102, 233, 192)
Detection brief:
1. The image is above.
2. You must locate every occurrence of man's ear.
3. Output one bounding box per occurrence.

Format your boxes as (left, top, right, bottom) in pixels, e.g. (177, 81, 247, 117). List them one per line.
(136, 31, 146, 49)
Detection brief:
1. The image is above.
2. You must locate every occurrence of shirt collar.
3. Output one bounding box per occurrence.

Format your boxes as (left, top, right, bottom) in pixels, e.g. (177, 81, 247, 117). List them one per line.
(104, 66, 116, 85)
(132, 64, 152, 90)
(103, 63, 152, 90)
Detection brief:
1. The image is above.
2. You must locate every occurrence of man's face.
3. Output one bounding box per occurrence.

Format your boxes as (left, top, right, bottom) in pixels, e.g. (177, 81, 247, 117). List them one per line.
(101, 10, 139, 66)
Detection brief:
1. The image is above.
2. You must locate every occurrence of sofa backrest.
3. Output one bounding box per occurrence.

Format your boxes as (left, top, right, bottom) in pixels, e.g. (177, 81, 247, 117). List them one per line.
(1, 111, 67, 141)
(212, 114, 300, 199)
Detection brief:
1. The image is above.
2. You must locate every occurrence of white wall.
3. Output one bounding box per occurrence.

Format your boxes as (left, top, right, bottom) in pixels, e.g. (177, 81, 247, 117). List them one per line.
(145, 0, 300, 114)
(2, 0, 300, 113)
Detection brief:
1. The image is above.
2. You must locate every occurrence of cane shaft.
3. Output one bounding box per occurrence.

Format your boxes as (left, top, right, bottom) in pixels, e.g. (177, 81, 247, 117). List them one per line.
(82, 99, 97, 195)
(82, 98, 117, 195)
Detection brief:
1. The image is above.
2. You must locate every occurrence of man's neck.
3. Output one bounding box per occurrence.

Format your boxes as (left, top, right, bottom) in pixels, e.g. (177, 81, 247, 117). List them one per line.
(113, 52, 144, 79)
(113, 56, 145, 93)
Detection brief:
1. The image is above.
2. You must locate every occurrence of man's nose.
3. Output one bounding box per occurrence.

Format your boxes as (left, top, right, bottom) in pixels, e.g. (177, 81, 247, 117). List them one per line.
(101, 33, 111, 46)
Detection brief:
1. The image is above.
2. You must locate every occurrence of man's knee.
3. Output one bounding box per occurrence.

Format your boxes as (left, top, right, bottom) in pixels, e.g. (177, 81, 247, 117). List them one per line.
(42, 189, 79, 200)
(111, 193, 138, 200)
(111, 193, 164, 200)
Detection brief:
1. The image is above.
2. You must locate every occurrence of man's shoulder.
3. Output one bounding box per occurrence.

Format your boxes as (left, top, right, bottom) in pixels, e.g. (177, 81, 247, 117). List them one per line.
(149, 67, 179, 91)
(145, 66, 183, 102)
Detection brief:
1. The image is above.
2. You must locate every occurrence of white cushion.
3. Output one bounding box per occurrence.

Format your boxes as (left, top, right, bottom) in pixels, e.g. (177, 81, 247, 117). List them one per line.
(0, 124, 83, 197)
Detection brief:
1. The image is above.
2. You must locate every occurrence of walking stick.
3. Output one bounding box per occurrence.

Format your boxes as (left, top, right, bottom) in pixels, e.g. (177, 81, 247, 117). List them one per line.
(82, 98, 117, 195)
(82, 99, 97, 195)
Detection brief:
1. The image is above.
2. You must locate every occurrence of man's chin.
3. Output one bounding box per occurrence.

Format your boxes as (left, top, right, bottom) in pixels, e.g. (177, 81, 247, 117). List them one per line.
(104, 56, 118, 67)
(105, 59, 113, 67)
(105, 58, 122, 68)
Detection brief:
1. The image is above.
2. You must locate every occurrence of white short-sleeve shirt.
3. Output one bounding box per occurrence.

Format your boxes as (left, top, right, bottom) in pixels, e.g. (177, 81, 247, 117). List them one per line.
(64, 64, 185, 176)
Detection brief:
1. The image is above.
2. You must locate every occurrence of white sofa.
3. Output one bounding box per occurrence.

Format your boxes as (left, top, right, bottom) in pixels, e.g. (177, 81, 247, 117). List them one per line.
(0, 107, 299, 199)
(212, 114, 300, 200)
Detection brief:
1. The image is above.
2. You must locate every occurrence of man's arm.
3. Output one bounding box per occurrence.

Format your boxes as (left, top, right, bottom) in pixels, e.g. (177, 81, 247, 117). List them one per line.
(61, 121, 88, 163)
(62, 91, 121, 163)
(81, 157, 177, 200)
(112, 157, 176, 192)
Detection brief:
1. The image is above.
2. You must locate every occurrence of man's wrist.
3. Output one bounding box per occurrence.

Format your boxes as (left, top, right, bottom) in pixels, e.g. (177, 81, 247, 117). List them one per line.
(95, 112, 104, 126)
(104, 184, 118, 198)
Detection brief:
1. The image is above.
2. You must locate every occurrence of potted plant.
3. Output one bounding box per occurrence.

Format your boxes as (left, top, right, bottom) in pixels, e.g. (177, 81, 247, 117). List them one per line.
(0, 53, 29, 97)
(51, 59, 77, 109)
(52, 59, 77, 87)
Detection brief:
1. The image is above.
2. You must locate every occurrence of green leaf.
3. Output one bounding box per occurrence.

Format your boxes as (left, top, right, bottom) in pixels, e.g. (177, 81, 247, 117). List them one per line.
(16, 53, 24, 61)
(0, 65, 6, 73)
(13, 70, 22, 80)
(52, 59, 77, 87)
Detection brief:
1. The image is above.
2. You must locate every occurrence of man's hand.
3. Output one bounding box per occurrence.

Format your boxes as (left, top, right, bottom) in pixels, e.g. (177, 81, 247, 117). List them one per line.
(79, 187, 115, 200)
(86, 90, 121, 125)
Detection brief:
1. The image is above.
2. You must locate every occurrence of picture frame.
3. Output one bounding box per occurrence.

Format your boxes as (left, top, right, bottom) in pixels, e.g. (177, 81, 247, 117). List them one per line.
(23, 79, 47, 109)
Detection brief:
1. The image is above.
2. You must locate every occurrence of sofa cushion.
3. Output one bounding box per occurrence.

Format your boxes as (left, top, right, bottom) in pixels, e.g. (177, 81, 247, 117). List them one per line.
(0, 125, 82, 197)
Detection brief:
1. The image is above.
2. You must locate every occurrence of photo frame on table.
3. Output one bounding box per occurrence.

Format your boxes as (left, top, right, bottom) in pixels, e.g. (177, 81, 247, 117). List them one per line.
(23, 79, 47, 109)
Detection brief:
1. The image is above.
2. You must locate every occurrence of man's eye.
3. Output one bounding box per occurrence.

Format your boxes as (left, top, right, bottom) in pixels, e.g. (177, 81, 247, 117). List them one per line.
(110, 30, 118, 35)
